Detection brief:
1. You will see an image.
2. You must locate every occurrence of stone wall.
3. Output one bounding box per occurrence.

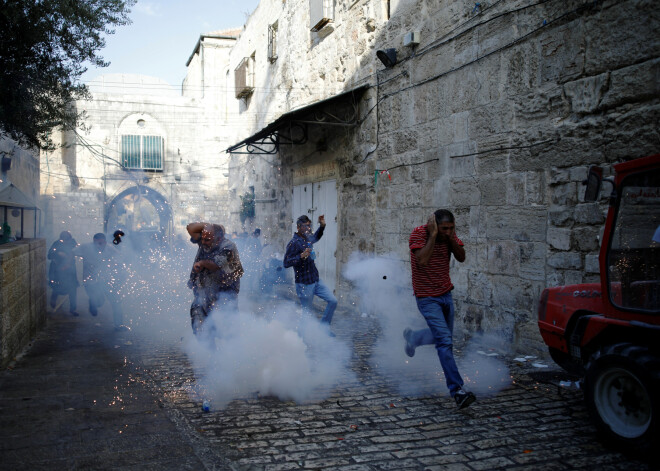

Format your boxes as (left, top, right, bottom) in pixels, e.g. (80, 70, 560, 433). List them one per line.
(368, 0, 659, 349)
(226, 0, 660, 352)
(0, 239, 47, 368)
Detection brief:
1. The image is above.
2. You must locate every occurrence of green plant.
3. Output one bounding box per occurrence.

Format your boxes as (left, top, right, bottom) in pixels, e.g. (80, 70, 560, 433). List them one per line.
(0, 0, 136, 150)
(0, 222, 12, 244)
(239, 192, 255, 224)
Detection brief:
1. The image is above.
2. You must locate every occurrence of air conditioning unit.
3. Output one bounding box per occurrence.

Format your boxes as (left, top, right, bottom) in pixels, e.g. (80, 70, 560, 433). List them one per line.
(309, 0, 334, 32)
(234, 57, 254, 99)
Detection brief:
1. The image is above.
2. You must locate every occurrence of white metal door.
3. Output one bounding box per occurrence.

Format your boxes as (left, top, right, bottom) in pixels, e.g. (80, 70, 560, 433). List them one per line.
(313, 180, 337, 292)
(292, 179, 337, 292)
(292, 183, 313, 234)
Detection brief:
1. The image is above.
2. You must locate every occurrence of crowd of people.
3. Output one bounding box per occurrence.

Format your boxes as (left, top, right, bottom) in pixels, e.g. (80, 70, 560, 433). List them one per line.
(48, 231, 127, 330)
(48, 207, 476, 409)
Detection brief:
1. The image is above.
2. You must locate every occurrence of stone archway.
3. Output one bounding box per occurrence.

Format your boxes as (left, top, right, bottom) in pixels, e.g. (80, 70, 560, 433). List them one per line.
(106, 186, 171, 252)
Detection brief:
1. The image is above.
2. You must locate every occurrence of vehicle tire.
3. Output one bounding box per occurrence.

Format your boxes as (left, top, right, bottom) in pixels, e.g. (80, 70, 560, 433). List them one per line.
(584, 343, 659, 454)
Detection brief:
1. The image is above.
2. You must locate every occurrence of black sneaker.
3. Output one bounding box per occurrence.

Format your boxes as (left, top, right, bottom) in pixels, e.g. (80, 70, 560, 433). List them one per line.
(403, 328, 415, 357)
(454, 390, 476, 410)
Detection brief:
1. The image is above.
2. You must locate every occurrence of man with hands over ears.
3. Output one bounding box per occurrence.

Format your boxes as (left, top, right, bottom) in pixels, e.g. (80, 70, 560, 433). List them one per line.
(403, 209, 476, 410)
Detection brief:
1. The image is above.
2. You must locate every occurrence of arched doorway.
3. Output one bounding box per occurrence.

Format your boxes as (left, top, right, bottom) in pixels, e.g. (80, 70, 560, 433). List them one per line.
(106, 186, 171, 252)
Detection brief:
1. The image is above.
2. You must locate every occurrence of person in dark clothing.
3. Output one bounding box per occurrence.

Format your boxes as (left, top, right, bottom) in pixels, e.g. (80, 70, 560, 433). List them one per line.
(48, 231, 79, 316)
(283, 214, 337, 327)
(74, 233, 127, 330)
(187, 222, 244, 337)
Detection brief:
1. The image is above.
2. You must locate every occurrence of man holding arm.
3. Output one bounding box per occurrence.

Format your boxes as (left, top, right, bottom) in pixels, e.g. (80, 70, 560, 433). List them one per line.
(187, 222, 244, 336)
(403, 209, 476, 409)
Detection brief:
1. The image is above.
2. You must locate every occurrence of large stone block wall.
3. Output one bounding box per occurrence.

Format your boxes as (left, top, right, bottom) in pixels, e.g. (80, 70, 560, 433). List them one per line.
(225, 0, 659, 352)
(40, 189, 105, 244)
(366, 0, 659, 350)
(0, 239, 47, 368)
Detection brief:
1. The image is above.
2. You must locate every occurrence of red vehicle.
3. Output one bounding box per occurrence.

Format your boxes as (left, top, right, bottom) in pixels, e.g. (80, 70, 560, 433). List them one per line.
(538, 154, 660, 452)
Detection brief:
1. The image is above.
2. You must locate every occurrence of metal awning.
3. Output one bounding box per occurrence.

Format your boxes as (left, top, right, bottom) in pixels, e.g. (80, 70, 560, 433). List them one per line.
(0, 183, 39, 209)
(226, 85, 369, 155)
(0, 183, 41, 239)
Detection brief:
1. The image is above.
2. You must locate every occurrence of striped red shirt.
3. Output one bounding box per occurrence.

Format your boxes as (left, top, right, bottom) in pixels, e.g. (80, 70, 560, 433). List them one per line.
(409, 224, 464, 297)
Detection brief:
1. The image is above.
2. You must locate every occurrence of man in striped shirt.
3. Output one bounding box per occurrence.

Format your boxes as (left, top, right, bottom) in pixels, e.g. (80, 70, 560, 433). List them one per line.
(403, 209, 476, 409)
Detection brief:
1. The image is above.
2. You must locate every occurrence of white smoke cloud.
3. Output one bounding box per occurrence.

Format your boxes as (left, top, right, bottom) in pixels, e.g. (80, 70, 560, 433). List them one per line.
(114, 241, 194, 342)
(184, 305, 354, 409)
(86, 234, 509, 409)
(344, 252, 511, 398)
(106, 234, 355, 410)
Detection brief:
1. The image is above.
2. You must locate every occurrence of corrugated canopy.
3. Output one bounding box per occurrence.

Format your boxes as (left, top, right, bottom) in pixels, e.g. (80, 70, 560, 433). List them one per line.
(226, 85, 369, 154)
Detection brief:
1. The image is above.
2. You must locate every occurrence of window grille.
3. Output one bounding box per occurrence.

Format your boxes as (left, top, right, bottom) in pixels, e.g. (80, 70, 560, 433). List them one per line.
(268, 22, 278, 63)
(121, 135, 163, 170)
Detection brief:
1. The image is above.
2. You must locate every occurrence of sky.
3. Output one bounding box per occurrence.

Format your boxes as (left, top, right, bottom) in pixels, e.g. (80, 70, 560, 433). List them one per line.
(81, 0, 261, 87)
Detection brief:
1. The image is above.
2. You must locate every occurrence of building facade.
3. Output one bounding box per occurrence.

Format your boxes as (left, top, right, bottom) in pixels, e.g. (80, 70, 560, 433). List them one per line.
(223, 0, 660, 349)
(38, 0, 659, 351)
(40, 32, 238, 248)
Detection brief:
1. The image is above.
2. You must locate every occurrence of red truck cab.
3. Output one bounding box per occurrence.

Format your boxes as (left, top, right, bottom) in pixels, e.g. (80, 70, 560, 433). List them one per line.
(538, 154, 660, 452)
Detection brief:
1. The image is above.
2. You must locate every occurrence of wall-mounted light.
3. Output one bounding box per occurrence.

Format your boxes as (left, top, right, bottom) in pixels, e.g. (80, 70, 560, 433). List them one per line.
(376, 48, 397, 68)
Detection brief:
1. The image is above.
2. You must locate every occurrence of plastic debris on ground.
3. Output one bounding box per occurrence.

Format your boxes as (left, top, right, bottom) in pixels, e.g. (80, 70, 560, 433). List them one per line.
(477, 350, 499, 357)
(559, 380, 581, 389)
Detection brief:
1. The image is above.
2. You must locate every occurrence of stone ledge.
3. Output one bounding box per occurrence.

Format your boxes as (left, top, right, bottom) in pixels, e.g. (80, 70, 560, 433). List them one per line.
(0, 238, 46, 368)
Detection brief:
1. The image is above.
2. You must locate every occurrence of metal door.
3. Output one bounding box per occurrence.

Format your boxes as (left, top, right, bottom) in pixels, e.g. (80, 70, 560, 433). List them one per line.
(292, 183, 313, 234)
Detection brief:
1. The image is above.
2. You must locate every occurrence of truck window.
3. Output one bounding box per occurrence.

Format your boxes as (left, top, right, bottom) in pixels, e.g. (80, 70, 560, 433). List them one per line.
(608, 170, 660, 312)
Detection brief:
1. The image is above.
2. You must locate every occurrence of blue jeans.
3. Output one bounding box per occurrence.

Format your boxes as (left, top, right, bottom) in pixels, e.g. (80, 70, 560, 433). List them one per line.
(411, 293, 464, 397)
(295, 280, 337, 324)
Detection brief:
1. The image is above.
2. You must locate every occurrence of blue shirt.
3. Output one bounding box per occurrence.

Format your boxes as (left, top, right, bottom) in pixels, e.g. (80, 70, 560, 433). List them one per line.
(283, 226, 325, 284)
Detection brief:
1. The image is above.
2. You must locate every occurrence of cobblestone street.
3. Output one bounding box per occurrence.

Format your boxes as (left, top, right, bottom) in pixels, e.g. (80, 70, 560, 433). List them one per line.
(3, 291, 655, 471)
(137, 311, 656, 471)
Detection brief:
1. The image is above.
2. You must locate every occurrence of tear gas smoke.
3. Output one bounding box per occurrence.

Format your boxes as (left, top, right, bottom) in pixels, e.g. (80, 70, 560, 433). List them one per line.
(184, 305, 355, 409)
(113, 239, 194, 341)
(103, 233, 355, 409)
(343, 252, 511, 398)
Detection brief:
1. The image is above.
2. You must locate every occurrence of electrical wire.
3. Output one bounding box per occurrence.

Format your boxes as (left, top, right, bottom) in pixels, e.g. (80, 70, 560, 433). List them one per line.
(360, 0, 608, 165)
(383, 0, 606, 100)
(64, 1, 610, 182)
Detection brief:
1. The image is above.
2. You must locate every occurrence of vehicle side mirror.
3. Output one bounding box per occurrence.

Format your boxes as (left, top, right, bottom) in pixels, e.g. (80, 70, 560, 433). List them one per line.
(584, 166, 603, 202)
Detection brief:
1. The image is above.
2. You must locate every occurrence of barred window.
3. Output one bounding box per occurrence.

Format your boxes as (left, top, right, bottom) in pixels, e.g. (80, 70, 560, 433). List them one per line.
(268, 22, 278, 63)
(121, 135, 163, 170)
